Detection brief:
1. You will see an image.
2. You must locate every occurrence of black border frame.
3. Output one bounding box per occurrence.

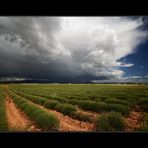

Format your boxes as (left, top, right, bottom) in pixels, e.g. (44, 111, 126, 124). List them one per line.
(0, 4, 148, 146)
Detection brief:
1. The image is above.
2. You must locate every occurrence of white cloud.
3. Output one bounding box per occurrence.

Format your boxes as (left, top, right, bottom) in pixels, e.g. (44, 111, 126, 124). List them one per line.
(120, 63, 134, 67)
(118, 75, 145, 83)
(111, 70, 124, 76)
(0, 77, 27, 81)
(57, 17, 147, 78)
(132, 76, 142, 79)
(123, 76, 142, 79)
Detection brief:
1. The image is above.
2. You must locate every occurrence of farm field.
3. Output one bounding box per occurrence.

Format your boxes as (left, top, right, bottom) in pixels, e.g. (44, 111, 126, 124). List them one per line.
(0, 84, 148, 131)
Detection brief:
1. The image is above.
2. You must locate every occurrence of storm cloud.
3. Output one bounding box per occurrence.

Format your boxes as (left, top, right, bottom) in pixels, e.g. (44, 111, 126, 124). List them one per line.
(0, 17, 147, 82)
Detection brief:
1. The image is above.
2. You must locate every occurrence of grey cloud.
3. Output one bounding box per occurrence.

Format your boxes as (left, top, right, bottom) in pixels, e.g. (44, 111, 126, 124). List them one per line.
(0, 17, 147, 82)
(0, 17, 64, 79)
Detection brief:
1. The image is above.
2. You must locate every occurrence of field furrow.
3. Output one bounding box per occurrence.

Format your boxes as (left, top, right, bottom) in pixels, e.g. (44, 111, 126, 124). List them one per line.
(38, 106, 95, 131)
(6, 88, 60, 131)
(10, 88, 95, 123)
(11, 89, 95, 131)
(5, 93, 40, 131)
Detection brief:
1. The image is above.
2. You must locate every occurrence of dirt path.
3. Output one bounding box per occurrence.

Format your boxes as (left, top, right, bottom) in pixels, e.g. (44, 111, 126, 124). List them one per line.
(124, 107, 142, 131)
(5, 93, 40, 131)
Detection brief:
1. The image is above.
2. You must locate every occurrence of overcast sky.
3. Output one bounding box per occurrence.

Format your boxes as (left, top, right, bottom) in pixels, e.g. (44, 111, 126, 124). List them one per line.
(0, 17, 148, 82)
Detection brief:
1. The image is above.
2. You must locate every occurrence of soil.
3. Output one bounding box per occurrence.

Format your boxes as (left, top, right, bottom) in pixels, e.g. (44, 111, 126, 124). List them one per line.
(48, 109, 95, 131)
(124, 107, 142, 131)
(5, 93, 41, 131)
(38, 105, 95, 131)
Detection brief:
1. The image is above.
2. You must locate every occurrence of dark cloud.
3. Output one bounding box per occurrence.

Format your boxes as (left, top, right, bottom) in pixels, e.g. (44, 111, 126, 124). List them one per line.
(0, 17, 63, 80)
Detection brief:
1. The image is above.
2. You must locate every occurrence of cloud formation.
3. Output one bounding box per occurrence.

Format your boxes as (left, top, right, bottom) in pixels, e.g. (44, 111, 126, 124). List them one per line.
(0, 17, 147, 82)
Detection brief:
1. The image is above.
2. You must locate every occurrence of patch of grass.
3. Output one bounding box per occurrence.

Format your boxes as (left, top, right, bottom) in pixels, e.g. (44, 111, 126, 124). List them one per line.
(12, 89, 68, 104)
(43, 100, 60, 109)
(139, 124, 148, 131)
(55, 103, 76, 116)
(68, 99, 81, 105)
(0, 88, 8, 130)
(69, 99, 108, 112)
(116, 96, 136, 103)
(95, 112, 126, 131)
(139, 98, 148, 112)
(104, 98, 129, 106)
(12, 89, 130, 116)
(99, 96, 109, 101)
(80, 101, 108, 112)
(69, 99, 129, 115)
(71, 112, 93, 122)
(49, 95, 68, 103)
(107, 104, 130, 116)
(138, 113, 148, 131)
(142, 104, 148, 113)
(7, 90, 59, 130)
(12, 90, 47, 105)
(43, 99, 93, 122)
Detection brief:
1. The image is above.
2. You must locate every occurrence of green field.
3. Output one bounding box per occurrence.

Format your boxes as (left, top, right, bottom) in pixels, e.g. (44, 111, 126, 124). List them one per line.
(1, 84, 148, 131)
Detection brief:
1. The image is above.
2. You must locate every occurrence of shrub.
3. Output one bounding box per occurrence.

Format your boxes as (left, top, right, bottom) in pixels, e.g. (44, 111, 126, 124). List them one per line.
(141, 104, 148, 113)
(80, 101, 109, 112)
(68, 99, 81, 105)
(116, 96, 136, 103)
(43, 100, 60, 109)
(107, 104, 130, 116)
(71, 112, 92, 122)
(13, 90, 47, 105)
(139, 98, 148, 112)
(32, 110, 59, 130)
(138, 113, 148, 131)
(0, 89, 8, 130)
(139, 98, 148, 105)
(69, 99, 109, 113)
(99, 96, 109, 101)
(104, 99, 129, 106)
(96, 112, 126, 131)
(49, 95, 68, 103)
(116, 96, 128, 100)
(55, 104, 76, 115)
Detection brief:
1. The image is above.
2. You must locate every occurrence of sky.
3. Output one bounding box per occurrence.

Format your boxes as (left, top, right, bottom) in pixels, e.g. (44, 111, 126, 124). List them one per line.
(0, 17, 148, 83)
